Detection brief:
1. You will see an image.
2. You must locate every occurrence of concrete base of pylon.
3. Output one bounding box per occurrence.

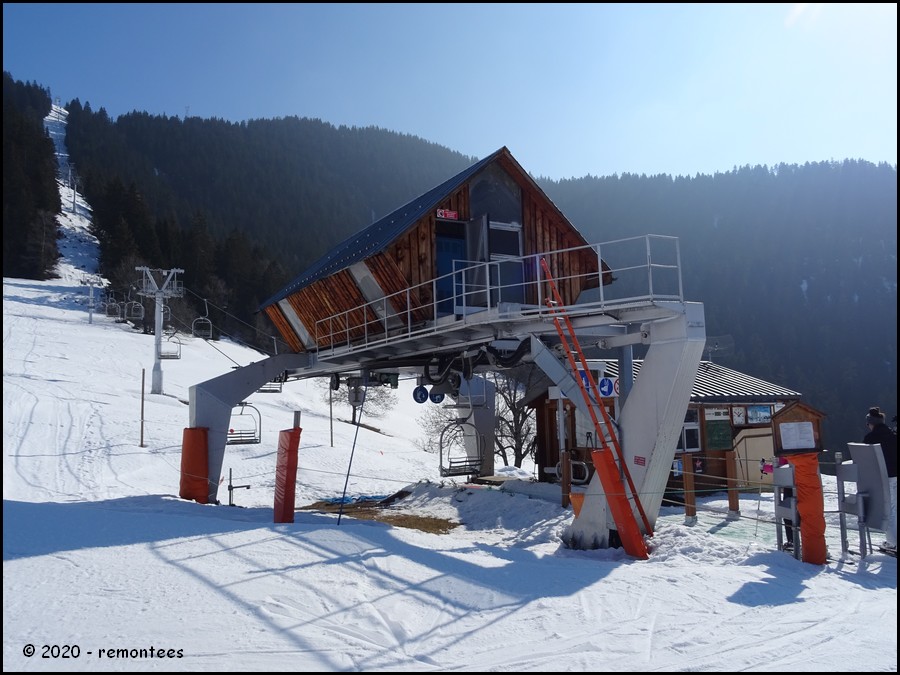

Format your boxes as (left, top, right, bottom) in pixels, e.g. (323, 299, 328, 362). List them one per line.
(562, 472, 610, 550)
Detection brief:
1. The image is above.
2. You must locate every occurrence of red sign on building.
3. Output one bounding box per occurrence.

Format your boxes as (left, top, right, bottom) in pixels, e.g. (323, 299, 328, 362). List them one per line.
(436, 209, 458, 220)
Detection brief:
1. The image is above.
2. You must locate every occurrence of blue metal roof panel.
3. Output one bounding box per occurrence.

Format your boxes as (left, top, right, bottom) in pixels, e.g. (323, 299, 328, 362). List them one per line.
(259, 148, 505, 311)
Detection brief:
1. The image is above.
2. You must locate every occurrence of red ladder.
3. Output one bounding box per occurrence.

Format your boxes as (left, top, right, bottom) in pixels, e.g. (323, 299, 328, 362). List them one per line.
(539, 258, 653, 551)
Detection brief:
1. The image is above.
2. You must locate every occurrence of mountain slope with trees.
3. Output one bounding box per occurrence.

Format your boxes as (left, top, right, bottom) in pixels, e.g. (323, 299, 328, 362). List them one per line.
(2, 72, 61, 279)
(540, 163, 896, 455)
(3, 70, 895, 459)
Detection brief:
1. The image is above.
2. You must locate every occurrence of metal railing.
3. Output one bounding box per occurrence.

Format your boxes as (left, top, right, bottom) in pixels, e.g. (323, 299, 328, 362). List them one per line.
(314, 234, 684, 356)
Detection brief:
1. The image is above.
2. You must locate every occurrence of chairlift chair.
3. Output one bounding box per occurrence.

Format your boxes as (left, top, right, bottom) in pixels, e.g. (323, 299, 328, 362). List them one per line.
(157, 334, 182, 360)
(125, 301, 145, 322)
(226, 403, 262, 445)
(160, 303, 172, 328)
(257, 370, 286, 394)
(192, 299, 213, 339)
(438, 418, 484, 478)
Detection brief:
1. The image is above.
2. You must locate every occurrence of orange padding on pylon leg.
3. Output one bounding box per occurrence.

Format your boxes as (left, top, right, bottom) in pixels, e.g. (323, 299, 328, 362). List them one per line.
(570, 492, 585, 518)
(591, 450, 648, 559)
(786, 453, 828, 565)
(274, 427, 302, 523)
(180, 427, 209, 504)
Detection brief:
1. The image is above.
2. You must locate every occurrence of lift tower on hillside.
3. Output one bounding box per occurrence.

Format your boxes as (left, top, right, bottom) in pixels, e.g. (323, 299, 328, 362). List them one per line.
(136, 267, 184, 394)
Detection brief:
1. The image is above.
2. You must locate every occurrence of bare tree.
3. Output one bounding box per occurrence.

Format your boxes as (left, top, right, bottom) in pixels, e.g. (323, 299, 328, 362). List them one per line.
(415, 402, 451, 454)
(488, 366, 538, 468)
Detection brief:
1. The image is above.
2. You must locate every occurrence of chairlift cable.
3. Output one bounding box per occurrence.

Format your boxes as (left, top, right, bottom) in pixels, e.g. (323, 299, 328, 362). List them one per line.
(167, 310, 243, 367)
(183, 285, 290, 352)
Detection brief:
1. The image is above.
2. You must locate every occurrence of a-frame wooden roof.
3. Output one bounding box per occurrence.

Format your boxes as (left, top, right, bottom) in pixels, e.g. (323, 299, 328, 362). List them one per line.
(259, 146, 581, 312)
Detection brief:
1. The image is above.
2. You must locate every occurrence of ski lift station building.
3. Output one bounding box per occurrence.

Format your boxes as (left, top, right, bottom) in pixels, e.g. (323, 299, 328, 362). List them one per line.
(187, 146, 709, 555)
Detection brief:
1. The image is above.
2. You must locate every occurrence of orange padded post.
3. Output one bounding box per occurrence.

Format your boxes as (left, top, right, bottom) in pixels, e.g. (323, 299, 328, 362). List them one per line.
(180, 427, 209, 504)
(786, 453, 828, 565)
(274, 427, 302, 523)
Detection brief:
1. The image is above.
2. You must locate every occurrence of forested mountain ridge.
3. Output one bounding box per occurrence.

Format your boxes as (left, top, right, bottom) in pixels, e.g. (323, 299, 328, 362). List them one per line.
(63, 100, 477, 274)
(540, 163, 897, 458)
(2, 72, 61, 278)
(3, 71, 895, 457)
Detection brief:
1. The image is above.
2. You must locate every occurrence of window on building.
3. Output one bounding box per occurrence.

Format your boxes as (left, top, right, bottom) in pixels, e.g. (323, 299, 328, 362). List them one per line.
(677, 409, 701, 452)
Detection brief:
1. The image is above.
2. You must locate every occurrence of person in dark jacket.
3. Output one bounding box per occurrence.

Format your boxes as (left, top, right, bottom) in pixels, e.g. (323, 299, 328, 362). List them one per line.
(864, 406, 897, 549)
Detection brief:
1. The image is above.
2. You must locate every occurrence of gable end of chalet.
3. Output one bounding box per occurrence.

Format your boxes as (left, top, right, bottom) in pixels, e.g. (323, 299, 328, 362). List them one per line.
(260, 147, 609, 352)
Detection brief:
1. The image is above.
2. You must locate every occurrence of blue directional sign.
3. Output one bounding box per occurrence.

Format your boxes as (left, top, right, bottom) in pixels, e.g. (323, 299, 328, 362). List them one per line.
(412, 385, 429, 404)
(598, 377, 615, 397)
(429, 390, 445, 404)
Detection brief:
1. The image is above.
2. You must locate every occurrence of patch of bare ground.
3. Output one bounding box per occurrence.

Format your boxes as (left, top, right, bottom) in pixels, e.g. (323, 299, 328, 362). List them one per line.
(297, 489, 459, 535)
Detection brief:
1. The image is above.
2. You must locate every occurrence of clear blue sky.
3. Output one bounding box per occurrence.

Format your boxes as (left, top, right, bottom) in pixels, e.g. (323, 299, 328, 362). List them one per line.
(3, 3, 896, 179)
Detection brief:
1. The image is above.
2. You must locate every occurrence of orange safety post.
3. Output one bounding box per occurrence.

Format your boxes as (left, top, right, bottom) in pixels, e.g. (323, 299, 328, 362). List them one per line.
(274, 427, 302, 523)
(786, 452, 828, 565)
(180, 427, 209, 504)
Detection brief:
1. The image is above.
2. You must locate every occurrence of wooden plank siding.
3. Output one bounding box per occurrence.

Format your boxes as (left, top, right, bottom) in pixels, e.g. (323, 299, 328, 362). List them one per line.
(274, 187, 473, 352)
(264, 304, 305, 353)
(382, 186, 469, 308)
(494, 152, 608, 304)
(416, 215, 432, 295)
(519, 192, 601, 306)
(393, 228, 422, 294)
(286, 270, 381, 348)
(365, 252, 432, 324)
(394, 219, 428, 297)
